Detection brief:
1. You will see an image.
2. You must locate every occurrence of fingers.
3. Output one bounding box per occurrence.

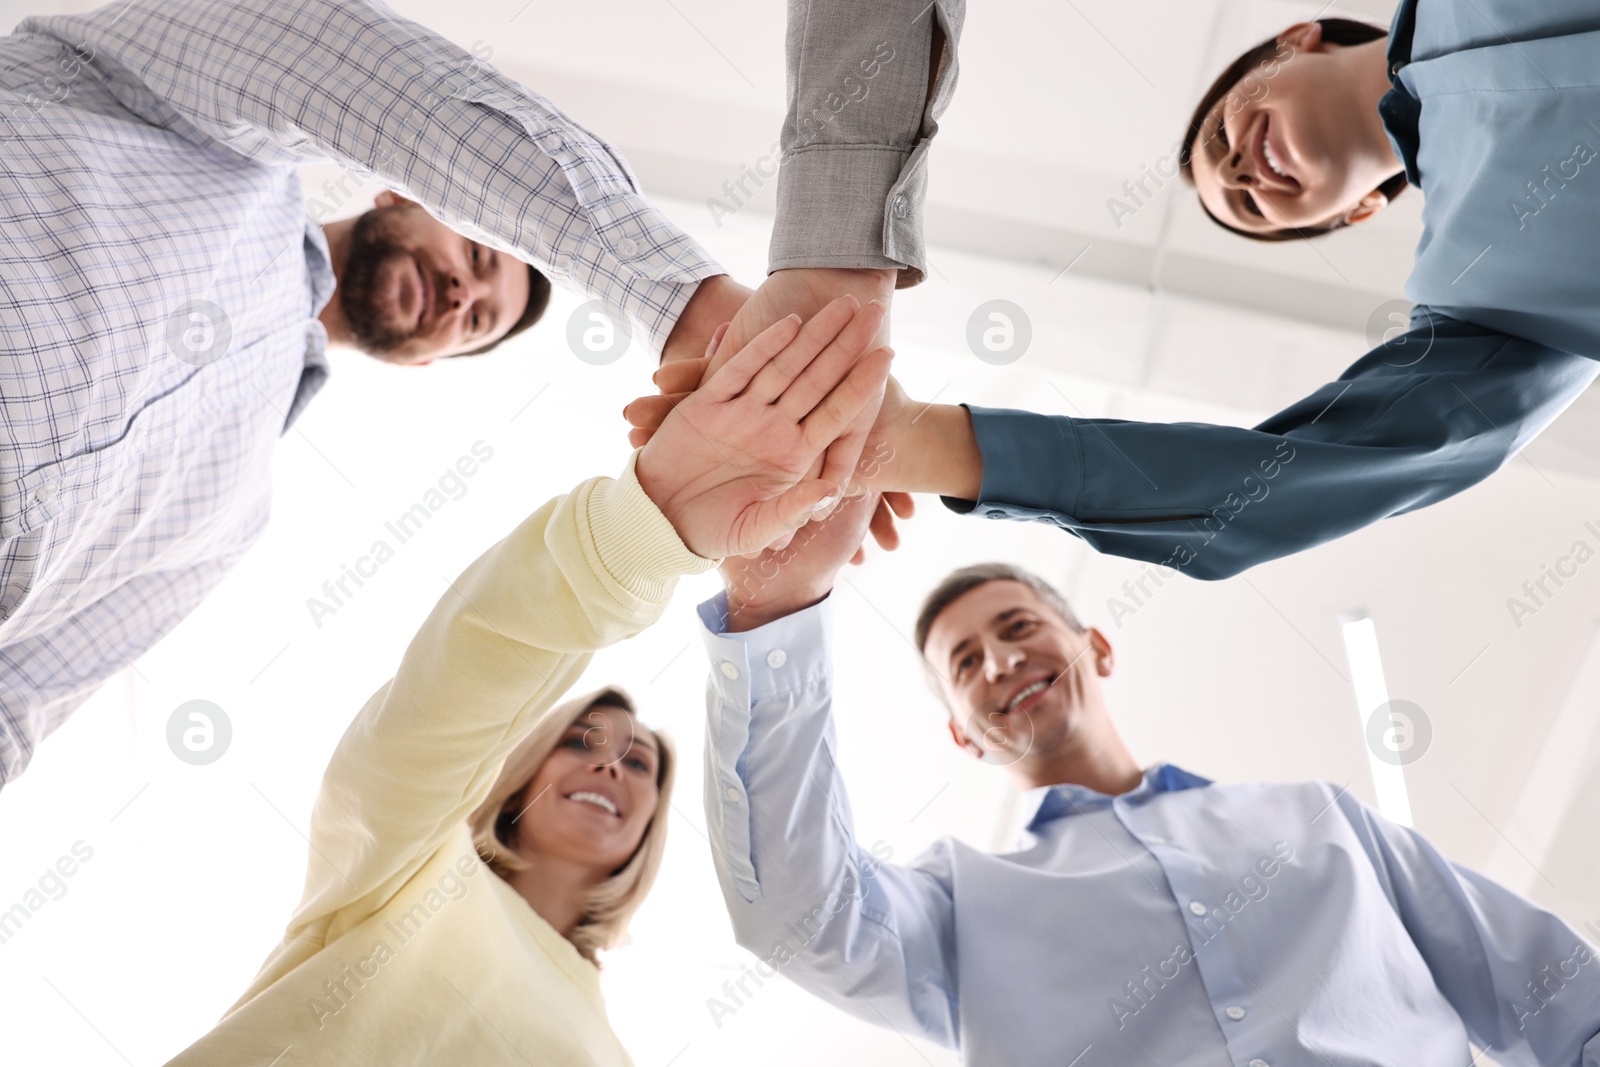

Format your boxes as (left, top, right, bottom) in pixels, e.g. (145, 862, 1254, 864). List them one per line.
(868, 494, 902, 552)
(744, 296, 877, 407)
(775, 301, 887, 421)
(736, 480, 841, 557)
(652, 355, 708, 396)
(818, 427, 872, 499)
(800, 347, 894, 454)
(623, 393, 679, 430)
(884, 491, 915, 519)
(707, 320, 729, 358)
(700, 314, 802, 403)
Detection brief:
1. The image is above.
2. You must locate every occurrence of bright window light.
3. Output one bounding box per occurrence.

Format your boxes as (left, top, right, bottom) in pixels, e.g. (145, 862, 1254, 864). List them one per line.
(1340, 613, 1415, 827)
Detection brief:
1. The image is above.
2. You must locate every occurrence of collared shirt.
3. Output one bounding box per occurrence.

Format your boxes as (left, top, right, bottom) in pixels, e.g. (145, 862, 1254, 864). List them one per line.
(699, 592, 1600, 1066)
(1385, 0, 1600, 358)
(891, 0, 1600, 578)
(0, 0, 720, 783)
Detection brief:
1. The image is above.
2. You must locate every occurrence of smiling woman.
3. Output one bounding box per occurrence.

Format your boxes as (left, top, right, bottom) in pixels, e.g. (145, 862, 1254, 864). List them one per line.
(159, 470, 709, 1067)
(1178, 18, 1407, 241)
(466, 689, 675, 964)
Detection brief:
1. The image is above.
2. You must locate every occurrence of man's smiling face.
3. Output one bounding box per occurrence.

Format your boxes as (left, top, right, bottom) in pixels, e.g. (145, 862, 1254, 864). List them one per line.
(923, 580, 1111, 769)
(335, 191, 532, 365)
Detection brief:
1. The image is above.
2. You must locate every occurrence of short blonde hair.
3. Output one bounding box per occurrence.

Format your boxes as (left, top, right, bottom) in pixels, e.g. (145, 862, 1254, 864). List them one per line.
(464, 685, 675, 965)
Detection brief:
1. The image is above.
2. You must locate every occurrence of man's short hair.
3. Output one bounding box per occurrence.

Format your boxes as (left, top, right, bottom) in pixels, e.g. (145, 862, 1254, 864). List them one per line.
(457, 262, 553, 357)
(914, 563, 1085, 656)
(1176, 17, 1405, 242)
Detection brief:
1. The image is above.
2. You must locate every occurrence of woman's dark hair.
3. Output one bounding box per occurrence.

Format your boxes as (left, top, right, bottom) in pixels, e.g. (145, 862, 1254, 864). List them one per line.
(1178, 18, 1405, 241)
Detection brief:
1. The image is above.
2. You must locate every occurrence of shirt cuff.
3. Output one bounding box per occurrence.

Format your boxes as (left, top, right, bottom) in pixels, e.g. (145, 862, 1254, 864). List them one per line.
(697, 590, 835, 704)
(585, 452, 718, 604)
(939, 404, 1084, 520)
(569, 193, 725, 353)
(697, 591, 835, 903)
(769, 145, 926, 286)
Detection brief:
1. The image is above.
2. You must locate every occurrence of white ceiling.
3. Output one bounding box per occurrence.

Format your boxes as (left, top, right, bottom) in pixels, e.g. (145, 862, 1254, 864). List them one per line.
(2, 2, 1598, 1066)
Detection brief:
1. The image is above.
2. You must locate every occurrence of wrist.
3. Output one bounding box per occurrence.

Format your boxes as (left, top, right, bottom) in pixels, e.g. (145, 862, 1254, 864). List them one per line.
(723, 581, 831, 633)
(662, 273, 749, 366)
(899, 404, 982, 498)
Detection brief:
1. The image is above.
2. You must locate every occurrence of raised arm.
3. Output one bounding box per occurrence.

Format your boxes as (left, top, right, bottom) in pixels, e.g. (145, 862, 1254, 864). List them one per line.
(700, 589, 960, 1048)
(277, 297, 891, 948)
(770, 0, 965, 287)
(698, 492, 960, 1047)
(22, 0, 718, 349)
(886, 313, 1599, 578)
(1332, 791, 1600, 1065)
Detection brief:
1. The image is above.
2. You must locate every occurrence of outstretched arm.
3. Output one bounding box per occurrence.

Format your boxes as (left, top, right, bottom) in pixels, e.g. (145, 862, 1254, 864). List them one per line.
(25, 0, 719, 350)
(885, 314, 1598, 579)
(769, 0, 964, 287)
(256, 299, 889, 976)
(699, 492, 960, 1046)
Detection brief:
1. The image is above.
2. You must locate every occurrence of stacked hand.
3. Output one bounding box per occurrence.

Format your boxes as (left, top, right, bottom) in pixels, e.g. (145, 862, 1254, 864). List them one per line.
(634, 310, 922, 556)
(719, 489, 901, 633)
(660, 268, 897, 498)
(636, 295, 892, 560)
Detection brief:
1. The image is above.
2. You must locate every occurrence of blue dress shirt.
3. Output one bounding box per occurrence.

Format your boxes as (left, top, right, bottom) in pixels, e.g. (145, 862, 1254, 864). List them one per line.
(699, 592, 1600, 1065)
(950, 0, 1600, 578)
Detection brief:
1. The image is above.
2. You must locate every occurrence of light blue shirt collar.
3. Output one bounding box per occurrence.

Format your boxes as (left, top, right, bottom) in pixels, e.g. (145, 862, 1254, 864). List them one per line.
(1021, 762, 1212, 833)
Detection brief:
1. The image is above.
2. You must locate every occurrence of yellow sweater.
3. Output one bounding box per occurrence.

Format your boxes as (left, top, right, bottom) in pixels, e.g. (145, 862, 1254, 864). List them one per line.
(165, 458, 714, 1066)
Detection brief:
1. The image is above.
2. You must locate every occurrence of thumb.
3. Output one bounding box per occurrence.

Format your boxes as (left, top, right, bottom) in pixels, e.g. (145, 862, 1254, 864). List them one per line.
(737, 480, 840, 555)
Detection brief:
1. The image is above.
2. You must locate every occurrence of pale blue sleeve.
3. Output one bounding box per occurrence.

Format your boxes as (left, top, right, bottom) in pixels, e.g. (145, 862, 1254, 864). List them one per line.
(699, 592, 960, 1049)
(1335, 791, 1600, 1065)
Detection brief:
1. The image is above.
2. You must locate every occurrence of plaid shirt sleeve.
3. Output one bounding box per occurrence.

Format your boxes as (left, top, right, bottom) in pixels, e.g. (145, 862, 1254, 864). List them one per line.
(22, 0, 723, 350)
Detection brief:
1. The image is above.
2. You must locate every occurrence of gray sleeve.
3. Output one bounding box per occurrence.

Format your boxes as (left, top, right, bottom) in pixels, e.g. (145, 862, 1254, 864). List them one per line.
(769, 0, 965, 287)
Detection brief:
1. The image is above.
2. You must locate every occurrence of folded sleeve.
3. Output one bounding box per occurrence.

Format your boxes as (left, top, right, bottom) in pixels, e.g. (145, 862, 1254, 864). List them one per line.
(946, 313, 1599, 579)
(1335, 791, 1600, 1066)
(23, 0, 722, 349)
(699, 592, 960, 1048)
(769, 0, 965, 287)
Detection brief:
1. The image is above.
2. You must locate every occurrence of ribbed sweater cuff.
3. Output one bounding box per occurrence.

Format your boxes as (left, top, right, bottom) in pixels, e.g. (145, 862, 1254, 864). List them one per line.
(586, 452, 717, 604)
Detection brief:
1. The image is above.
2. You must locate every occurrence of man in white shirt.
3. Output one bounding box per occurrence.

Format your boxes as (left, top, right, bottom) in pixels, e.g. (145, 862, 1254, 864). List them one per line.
(697, 497, 1600, 1065)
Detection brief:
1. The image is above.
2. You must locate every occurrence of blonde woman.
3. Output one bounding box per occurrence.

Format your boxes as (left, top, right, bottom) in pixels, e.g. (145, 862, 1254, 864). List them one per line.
(163, 295, 891, 1066)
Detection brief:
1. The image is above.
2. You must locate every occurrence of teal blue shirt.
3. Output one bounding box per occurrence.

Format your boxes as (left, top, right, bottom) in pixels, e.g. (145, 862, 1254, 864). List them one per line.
(954, 0, 1600, 578)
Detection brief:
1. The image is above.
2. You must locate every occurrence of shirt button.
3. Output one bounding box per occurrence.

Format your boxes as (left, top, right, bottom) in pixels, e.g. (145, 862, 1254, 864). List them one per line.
(545, 134, 565, 152)
(766, 649, 787, 668)
(719, 661, 739, 680)
(33, 482, 56, 504)
(1188, 901, 1208, 916)
(1145, 835, 1165, 845)
(892, 193, 908, 219)
(1249, 1060, 1269, 1067)
(1225, 1006, 1246, 1021)
(615, 237, 639, 258)
(725, 786, 741, 802)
